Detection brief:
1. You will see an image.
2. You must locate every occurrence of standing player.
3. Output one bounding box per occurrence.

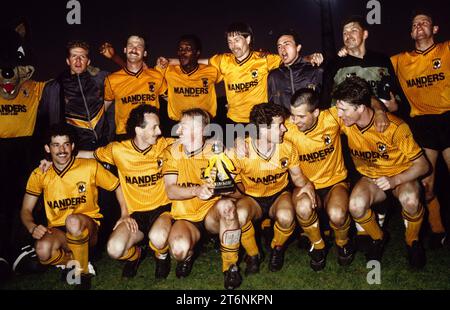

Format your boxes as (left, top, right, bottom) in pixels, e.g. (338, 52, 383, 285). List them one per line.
(268, 29, 323, 110)
(333, 76, 430, 268)
(284, 89, 353, 269)
(229, 103, 316, 274)
(77, 105, 173, 279)
(20, 123, 126, 289)
(391, 10, 449, 248)
(104, 35, 166, 140)
(163, 108, 242, 290)
(157, 35, 220, 129)
(322, 16, 404, 113)
(157, 22, 323, 128)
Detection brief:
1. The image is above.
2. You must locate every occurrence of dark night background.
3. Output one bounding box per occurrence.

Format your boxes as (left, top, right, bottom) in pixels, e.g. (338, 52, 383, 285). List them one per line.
(2, 0, 449, 81)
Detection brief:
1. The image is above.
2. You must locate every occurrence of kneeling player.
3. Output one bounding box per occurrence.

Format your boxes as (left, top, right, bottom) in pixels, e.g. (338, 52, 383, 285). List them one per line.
(78, 105, 173, 279)
(333, 76, 430, 268)
(285, 89, 353, 270)
(163, 109, 242, 290)
(20, 124, 124, 289)
(230, 103, 316, 274)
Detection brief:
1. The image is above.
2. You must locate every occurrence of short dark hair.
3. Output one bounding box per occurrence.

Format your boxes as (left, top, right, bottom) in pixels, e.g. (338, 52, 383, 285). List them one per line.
(277, 29, 301, 46)
(66, 40, 90, 57)
(332, 76, 372, 107)
(226, 22, 253, 45)
(181, 108, 211, 128)
(126, 34, 148, 51)
(341, 15, 369, 31)
(45, 123, 76, 146)
(410, 8, 435, 25)
(125, 104, 160, 138)
(291, 88, 320, 111)
(178, 34, 202, 53)
(250, 103, 288, 138)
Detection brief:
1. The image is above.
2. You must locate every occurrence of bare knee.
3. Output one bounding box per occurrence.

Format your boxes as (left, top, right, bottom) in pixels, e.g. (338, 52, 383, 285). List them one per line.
(217, 199, 237, 221)
(295, 197, 313, 220)
(399, 191, 420, 215)
(149, 229, 169, 250)
(65, 215, 82, 235)
(349, 195, 368, 219)
(169, 235, 191, 261)
(328, 207, 346, 227)
(275, 208, 294, 228)
(35, 240, 53, 262)
(106, 237, 127, 260)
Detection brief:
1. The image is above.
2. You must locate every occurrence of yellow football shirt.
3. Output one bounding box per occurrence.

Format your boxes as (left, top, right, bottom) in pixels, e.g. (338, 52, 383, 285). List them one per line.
(391, 41, 450, 117)
(0, 80, 45, 138)
(157, 64, 219, 121)
(229, 136, 299, 197)
(94, 137, 172, 214)
(104, 67, 167, 134)
(284, 109, 347, 189)
(163, 140, 220, 222)
(331, 107, 424, 178)
(209, 52, 281, 123)
(26, 157, 119, 227)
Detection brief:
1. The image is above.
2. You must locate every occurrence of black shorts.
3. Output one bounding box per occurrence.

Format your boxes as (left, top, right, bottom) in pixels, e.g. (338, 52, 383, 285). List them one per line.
(250, 187, 292, 218)
(409, 111, 450, 151)
(131, 204, 171, 234)
(171, 218, 207, 236)
(52, 217, 102, 234)
(315, 181, 350, 204)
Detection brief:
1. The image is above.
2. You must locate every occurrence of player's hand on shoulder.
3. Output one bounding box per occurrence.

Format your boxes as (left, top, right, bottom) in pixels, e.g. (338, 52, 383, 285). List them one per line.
(157, 56, 169, 69)
(374, 109, 389, 133)
(234, 137, 249, 158)
(39, 159, 52, 173)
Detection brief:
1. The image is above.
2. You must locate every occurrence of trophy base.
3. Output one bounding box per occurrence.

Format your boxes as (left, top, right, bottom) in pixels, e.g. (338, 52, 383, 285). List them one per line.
(213, 180, 236, 195)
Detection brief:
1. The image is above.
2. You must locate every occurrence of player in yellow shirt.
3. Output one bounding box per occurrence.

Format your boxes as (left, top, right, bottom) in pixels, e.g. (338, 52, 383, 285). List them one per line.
(229, 103, 316, 274)
(333, 76, 430, 268)
(20, 123, 126, 289)
(163, 108, 242, 290)
(285, 88, 353, 268)
(157, 35, 219, 125)
(157, 23, 323, 128)
(391, 11, 450, 248)
(104, 35, 166, 138)
(77, 105, 173, 279)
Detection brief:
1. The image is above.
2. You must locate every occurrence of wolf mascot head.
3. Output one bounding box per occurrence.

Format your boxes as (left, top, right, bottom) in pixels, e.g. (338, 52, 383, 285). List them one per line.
(0, 21, 35, 100)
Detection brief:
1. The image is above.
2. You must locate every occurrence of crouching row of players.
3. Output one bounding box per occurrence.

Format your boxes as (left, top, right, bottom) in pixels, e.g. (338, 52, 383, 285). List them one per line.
(21, 77, 430, 290)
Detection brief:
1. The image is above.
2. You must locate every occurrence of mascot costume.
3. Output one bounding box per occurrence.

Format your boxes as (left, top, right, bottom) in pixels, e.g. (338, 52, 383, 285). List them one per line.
(0, 21, 46, 281)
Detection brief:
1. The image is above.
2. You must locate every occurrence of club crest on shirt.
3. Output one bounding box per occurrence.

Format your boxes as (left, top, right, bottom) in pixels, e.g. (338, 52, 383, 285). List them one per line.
(280, 157, 289, 168)
(77, 182, 87, 193)
(148, 82, 155, 92)
(323, 134, 332, 146)
(432, 58, 441, 69)
(157, 158, 163, 168)
(377, 142, 387, 153)
(202, 78, 209, 88)
(251, 69, 258, 79)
